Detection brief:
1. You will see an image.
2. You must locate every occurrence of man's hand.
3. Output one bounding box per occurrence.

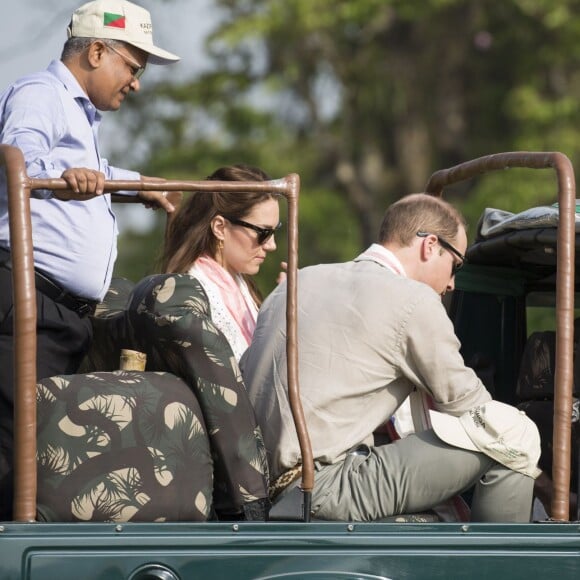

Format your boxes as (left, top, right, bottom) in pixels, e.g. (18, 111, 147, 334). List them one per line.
(137, 190, 176, 213)
(61, 168, 106, 196)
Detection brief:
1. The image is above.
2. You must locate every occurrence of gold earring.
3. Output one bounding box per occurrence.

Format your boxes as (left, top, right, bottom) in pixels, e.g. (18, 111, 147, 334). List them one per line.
(217, 239, 224, 266)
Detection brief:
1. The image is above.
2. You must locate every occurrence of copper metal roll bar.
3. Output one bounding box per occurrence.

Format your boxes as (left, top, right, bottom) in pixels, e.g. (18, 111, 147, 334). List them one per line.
(1, 144, 314, 522)
(426, 151, 576, 522)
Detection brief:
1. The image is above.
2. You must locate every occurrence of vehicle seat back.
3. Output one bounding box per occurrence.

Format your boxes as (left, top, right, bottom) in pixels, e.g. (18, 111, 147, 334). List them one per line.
(123, 273, 270, 521)
(516, 330, 579, 492)
(36, 370, 213, 522)
(37, 273, 270, 522)
(79, 277, 135, 373)
(516, 331, 557, 401)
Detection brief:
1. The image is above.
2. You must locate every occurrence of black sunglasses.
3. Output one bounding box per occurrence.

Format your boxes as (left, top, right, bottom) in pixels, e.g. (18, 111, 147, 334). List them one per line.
(417, 231, 466, 276)
(225, 217, 282, 245)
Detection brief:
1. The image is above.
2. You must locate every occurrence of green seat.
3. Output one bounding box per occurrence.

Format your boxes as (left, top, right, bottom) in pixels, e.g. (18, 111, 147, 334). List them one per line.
(79, 277, 135, 373)
(124, 273, 270, 521)
(37, 370, 212, 522)
(37, 273, 270, 522)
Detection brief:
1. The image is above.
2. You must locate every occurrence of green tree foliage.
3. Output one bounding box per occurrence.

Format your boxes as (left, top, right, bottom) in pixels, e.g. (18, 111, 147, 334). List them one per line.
(113, 0, 580, 294)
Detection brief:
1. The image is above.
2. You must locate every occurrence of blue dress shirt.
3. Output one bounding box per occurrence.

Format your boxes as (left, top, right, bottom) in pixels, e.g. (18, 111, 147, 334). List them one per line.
(0, 60, 140, 301)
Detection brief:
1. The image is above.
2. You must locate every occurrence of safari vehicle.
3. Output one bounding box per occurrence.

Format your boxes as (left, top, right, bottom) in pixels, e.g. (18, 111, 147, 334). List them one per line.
(0, 145, 579, 580)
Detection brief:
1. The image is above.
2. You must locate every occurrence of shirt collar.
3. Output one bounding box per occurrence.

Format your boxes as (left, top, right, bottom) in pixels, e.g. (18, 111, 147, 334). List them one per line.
(354, 243, 407, 277)
(47, 60, 102, 124)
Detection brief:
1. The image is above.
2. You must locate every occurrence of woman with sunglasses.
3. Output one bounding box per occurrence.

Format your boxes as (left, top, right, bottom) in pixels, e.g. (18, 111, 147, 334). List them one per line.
(158, 164, 282, 360)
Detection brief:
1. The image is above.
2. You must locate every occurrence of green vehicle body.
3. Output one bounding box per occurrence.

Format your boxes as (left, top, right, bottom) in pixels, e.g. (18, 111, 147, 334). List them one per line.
(1, 148, 579, 579)
(1, 521, 579, 579)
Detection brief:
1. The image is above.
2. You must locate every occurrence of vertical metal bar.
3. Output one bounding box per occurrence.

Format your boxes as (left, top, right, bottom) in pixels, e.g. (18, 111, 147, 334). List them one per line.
(426, 151, 576, 522)
(551, 153, 575, 521)
(283, 173, 314, 521)
(1, 144, 38, 521)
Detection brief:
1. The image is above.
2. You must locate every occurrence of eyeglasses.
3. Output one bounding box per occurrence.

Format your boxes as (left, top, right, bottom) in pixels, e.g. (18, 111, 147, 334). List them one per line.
(417, 231, 466, 276)
(106, 44, 146, 80)
(225, 217, 282, 245)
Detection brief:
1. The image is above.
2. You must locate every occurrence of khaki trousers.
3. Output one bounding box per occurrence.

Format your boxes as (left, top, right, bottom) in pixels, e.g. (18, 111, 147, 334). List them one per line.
(309, 429, 534, 522)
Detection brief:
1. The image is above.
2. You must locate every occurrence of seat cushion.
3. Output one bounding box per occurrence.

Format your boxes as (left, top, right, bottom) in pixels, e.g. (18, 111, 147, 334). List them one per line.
(80, 277, 136, 373)
(37, 370, 213, 522)
(517, 331, 556, 400)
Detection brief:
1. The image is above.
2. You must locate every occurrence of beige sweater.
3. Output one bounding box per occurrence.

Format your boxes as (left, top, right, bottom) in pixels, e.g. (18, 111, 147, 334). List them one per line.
(241, 251, 492, 479)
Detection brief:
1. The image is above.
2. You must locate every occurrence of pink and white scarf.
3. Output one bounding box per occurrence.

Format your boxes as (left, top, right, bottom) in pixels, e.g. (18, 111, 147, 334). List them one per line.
(188, 255, 258, 361)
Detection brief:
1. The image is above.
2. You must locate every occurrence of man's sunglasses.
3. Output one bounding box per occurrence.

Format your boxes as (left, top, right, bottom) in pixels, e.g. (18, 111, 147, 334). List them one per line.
(225, 217, 282, 245)
(417, 231, 466, 276)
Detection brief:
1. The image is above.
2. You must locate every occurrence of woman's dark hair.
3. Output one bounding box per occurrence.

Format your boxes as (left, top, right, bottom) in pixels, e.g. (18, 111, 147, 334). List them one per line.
(158, 164, 276, 304)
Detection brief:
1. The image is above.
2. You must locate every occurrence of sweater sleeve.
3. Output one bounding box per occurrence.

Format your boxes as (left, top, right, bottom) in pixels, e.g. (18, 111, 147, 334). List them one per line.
(396, 287, 492, 415)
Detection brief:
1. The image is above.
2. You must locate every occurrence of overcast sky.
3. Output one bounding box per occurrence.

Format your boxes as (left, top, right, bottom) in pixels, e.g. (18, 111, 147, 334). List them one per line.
(0, 0, 217, 91)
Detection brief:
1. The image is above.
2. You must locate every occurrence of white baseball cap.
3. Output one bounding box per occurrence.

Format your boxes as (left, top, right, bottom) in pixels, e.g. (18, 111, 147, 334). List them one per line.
(68, 0, 180, 65)
(430, 401, 542, 478)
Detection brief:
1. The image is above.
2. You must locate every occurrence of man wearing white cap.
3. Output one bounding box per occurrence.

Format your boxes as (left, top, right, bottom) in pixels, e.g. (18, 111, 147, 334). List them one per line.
(0, 0, 179, 520)
(242, 193, 542, 522)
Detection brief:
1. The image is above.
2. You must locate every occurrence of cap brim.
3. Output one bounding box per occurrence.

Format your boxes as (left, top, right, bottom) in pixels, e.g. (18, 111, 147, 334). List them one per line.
(127, 41, 180, 65)
(430, 407, 543, 479)
(429, 409, 479, 452)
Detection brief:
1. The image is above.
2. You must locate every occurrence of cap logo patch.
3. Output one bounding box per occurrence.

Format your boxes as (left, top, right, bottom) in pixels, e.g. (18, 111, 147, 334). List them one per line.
(469, 406, 486, 429)
(104, 12, 126, 29)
